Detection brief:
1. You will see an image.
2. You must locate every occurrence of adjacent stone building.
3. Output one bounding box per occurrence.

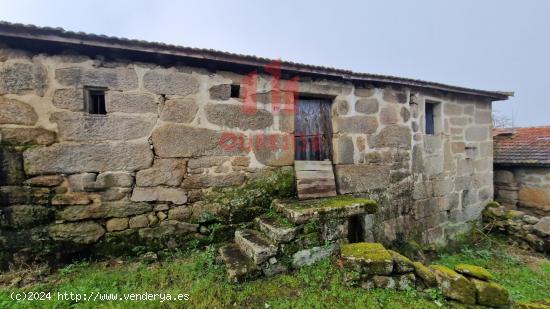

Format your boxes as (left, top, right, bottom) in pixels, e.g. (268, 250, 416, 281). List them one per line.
(0, 22, 511, 267)
(494, 126, 550, 216)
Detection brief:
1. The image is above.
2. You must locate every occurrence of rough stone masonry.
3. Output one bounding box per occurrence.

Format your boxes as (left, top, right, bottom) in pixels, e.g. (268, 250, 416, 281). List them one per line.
(0, 22, 509, 268)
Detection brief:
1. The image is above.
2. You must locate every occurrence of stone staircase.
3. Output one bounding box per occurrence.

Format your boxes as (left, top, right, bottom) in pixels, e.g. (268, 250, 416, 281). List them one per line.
(219, 195, 377, 282)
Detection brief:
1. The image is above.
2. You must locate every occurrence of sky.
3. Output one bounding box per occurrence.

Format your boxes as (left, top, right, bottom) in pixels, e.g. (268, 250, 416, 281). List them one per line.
(0, 0, 548, 127)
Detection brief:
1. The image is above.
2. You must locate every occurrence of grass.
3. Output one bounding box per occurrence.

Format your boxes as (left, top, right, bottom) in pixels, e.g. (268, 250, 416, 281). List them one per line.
(0, 237, 548, 308)
(436, 238, 550, 303)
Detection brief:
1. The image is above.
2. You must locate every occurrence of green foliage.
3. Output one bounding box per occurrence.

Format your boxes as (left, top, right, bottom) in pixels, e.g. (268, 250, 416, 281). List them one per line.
(207, 168, 296, 211)
(262, 210, 294, 228)
(0, 235, 548, 308)
(302, 219, 319, 234)
(0, 248, 454, 309)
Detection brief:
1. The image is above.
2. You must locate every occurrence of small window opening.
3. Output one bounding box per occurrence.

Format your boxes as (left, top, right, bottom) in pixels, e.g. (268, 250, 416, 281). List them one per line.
(425, 100, 442, 135)
(425, 102, 435, 135)
(230, 84, 240, 98)
(348, 215, 364, 243)
(86, 88, 106, 115)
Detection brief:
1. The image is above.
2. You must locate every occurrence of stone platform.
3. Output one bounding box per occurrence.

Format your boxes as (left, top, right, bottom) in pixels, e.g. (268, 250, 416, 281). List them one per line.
(273, 195, 377, 224)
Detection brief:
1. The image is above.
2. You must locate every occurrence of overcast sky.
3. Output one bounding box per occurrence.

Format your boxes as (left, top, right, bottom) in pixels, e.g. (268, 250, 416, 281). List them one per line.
(0, 0, 548, 127)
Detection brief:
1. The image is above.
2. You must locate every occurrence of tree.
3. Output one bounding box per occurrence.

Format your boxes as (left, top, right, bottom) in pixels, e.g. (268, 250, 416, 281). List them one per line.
(492, 110, 514, 128)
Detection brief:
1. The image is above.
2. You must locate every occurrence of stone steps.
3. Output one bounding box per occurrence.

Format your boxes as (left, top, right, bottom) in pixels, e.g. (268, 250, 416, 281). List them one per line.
(220, 195, 379, 282)
(234, 229, 278, 265)
(219, 243, 261, 283)
(254, 216, 299, 244)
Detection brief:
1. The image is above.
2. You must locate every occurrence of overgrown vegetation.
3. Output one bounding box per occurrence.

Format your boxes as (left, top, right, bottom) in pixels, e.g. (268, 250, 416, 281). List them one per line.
(1, 236, 548, 308)
(436, 236, 550, 303)
(207, 168, 296, 211)
(0, 249, 446, 309)
(262, 210, 295, 228)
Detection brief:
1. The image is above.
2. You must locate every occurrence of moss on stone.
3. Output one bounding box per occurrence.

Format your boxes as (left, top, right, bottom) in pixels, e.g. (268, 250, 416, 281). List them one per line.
(284, 195, 376, 212)
(341, 242, 393, 275)
(516, 303, 550, 309)
(431, 265, 476, 305)
(516, 299, 550, 309)
(412, 261, 437, 287)
(387, 249, 414, 273)
(207, 168, 296, 216)
(454, 264, 493, 281)
(471, 278, 510, 307)
(431, 264, 460, 278)
(486, 201, 500, 209)
(388, 249, 412, 263)
(341, 242, 387, 259)
(505, 209, 524, 219)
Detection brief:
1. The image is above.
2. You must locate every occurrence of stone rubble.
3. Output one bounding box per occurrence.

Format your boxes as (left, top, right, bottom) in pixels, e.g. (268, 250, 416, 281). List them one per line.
(339, 242, 511, 308)
(482, 202, 550, 253)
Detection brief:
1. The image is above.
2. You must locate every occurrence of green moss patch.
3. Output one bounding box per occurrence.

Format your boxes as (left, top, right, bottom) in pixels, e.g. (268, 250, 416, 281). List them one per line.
(430, 265, 461, 278)
(431, 265, 476, 305)
(283, 195, 376, 212)
(516, 298, 550, 308)
(505, 210, 524, 219)
(206, 169, 296, 223)
(412, 261, 438, 287)
(471, 278, 510, 307)
(485, 201, 500, 209)
(454, 264, 493, 280)
(341, 242, 387, 259)
(388, 250, 414, 273)
(341, 243, 394, 275)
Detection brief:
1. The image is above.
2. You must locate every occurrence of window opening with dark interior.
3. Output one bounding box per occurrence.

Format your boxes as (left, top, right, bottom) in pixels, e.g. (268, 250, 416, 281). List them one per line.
(86, 88, 106, 115)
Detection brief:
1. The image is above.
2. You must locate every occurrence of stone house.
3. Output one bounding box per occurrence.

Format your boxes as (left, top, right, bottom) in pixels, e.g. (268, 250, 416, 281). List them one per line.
(0, 22, 511, 267)
(494, 126, 550, 216)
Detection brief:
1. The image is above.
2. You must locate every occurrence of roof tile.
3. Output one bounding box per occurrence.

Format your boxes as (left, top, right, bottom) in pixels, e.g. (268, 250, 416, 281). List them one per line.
(494, 126, 550, 166)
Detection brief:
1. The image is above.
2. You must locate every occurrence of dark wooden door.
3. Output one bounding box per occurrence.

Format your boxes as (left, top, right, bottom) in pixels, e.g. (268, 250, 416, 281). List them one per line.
(294, 99, 333, 161)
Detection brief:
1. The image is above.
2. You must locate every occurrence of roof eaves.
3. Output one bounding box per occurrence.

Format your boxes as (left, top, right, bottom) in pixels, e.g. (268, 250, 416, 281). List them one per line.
(0, 21, 513, 101)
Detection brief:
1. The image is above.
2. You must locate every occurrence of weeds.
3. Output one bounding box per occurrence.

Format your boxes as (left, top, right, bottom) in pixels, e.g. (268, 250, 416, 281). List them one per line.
(0, 236, 548, 308)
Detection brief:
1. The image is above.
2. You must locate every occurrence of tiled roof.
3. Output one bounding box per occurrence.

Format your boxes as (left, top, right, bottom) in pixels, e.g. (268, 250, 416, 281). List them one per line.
(0, 21, 513, 101)
(494, 126, 550, 166)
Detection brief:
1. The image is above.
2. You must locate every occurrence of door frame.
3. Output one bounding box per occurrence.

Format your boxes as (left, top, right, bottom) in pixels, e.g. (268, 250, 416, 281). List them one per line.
(293, 96, 334, 161)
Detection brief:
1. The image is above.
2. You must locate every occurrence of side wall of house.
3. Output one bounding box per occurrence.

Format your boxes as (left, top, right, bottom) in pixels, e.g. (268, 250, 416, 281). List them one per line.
(494, 167, 550, 216)
(332, 87, 494, 246)
(0, 47, 494, 266)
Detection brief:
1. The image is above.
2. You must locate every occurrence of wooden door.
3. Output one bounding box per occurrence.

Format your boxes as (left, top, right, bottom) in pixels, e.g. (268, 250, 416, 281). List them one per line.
(294, 99, 333, 161)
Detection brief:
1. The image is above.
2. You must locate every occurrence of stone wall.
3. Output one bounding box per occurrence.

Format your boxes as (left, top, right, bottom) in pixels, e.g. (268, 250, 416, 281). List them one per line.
(350, 90, 494, 246)
(0, 46, 494, 267)
(494, 167, 550, 216)
(483, 203, 550, 253)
